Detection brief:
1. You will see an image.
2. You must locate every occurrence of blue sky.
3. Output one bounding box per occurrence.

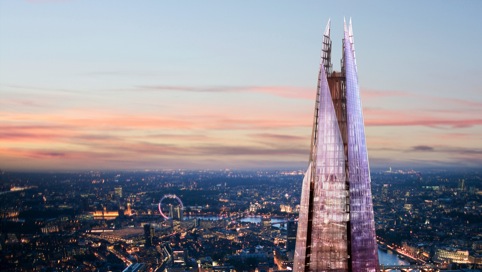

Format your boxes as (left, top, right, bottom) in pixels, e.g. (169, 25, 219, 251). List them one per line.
(1, 0, 481, 171)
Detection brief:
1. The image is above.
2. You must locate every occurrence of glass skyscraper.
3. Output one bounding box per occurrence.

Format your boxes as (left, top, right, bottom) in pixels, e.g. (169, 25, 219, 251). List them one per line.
(294, 19, 379, 272)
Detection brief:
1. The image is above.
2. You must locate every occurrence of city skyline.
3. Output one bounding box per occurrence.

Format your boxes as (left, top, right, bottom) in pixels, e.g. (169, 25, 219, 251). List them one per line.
(1, 1, 482, 171)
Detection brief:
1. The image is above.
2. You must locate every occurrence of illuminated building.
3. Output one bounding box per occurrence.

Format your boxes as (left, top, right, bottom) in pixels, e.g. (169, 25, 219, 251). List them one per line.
(114, 186, 123, 198)
(381, 184, 389, 201)
(294, 19, 379, 271)
(169, 204, 174, 219)
(124, 203, 133, 216)
(434, 248, 470, 264)
(92, 207, 119, 220)
(174, 206, 183, 221)
(168, 204, 183, 221)
(281, 204, 294, 213)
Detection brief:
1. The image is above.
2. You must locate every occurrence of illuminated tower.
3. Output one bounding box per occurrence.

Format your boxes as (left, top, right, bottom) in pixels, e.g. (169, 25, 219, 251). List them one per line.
(114, 186, 122, 198)
(294, 19, 379, 272)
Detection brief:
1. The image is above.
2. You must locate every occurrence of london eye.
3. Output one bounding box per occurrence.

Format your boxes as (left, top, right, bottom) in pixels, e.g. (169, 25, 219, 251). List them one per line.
(158, 194, 184, 220)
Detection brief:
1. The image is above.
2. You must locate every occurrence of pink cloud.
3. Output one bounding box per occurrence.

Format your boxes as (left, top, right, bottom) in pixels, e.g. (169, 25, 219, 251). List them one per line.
(434, 133, 474, 141)
(0, 124, 75, 142)
(249, 133, 306, 141)
(366, 118, 482, 128)
(249, 86, 314, 99)
(361, 89, 410, 99)
(58, 110, 310, 130)
(362, 88, 482, 109)
(363, 108, 482, 128)
(2, 82, 481, 170)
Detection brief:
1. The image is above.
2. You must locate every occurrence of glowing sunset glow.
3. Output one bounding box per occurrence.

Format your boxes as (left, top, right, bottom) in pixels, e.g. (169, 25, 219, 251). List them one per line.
(1, 1, 481, 171)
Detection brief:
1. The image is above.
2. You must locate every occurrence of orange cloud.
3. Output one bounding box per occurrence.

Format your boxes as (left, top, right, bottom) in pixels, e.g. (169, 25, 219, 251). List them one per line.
(2, 82, 481, 170)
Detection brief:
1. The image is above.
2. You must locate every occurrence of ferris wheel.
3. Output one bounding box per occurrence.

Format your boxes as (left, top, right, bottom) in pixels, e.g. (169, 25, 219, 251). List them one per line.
(158, 194, 184, 220)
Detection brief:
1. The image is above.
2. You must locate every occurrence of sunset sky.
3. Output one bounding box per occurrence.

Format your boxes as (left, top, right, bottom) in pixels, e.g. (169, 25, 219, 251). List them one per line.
(1, 1, 481, 171)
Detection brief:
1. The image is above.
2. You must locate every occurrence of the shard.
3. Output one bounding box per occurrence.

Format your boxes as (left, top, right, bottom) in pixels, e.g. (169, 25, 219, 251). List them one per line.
(294, 19, 379, 272)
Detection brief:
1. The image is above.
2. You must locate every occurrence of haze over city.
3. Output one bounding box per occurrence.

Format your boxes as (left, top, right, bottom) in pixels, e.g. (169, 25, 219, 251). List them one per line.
(1, 1, 481, 171)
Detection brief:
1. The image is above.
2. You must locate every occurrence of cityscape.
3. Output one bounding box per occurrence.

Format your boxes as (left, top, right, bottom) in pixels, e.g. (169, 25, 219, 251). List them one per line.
(1, 1, 482, 272)
(0, 168, 481, 271)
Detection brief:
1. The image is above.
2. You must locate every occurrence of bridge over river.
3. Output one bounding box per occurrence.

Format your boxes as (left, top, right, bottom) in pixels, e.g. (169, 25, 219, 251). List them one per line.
(380, 264, 436, 271)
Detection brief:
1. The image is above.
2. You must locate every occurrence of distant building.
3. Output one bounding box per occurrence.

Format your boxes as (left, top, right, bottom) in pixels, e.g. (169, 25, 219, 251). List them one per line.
(92, 207, 119, 220)
(169, 205, 183, 221)
(144, 224, 154, 247)
(115, 186, 123, 198)
(459, 179, 465, 191)
(122, 263, 146, 272)
(286, 221, 297, 252)
(124, 203, 133, 216)
(434, 248, 470, 264)
(249, 202, 262, 213)
(174, 206, 183, 221)
(382, 184, 389, 200)
(280, 204, 293, 213)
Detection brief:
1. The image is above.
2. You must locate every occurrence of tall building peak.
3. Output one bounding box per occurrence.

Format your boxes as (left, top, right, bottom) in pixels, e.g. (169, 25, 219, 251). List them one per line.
(294, 19, 379, 272)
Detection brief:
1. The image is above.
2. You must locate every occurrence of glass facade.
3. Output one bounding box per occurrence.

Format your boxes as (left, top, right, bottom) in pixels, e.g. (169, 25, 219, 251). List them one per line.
(343, 23, 379, 272)
(294, 20, 379, 272)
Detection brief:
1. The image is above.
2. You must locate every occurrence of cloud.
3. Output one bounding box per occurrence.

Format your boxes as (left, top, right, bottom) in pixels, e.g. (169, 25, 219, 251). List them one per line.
(441, 147, 482, 156)
(431, 96, 482, 108)
(362, 89, 410, 99)
(137, 85, 314, 99)
(0, 110, 308, 133)
(366, 117, 482, 128)
(33, 151, 67, 158)
(394, 145, 482, 156)
(2, 81, 481, 170)
(249, 133, 306, 141)
(362, 88, 482, 129)
(192, 145, 308, 157)
(0, 140, 310, 171)
(83, 71, 161, 77)
(410, 145, 435, 152)
(364, 108, 482, 128)
(0, 131, 59, 141)
(142, 133, 210, 141)
(0, 124, 75, 141)
(362, 88, 482, 108)
(1, 84, 83, 95)
(0, 147, 108, 160)
(0, 98, 47, 108)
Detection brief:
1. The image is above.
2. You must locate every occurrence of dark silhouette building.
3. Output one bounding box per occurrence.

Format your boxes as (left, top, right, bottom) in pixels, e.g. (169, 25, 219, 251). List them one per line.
(287, 220, 297, 252)
(144, 224, 154, 247)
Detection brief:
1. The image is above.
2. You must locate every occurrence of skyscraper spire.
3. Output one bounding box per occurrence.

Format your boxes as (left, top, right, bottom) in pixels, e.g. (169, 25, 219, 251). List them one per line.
(348, 18, 357, 70)
(294, 19, 379, 272)
(324, 18, 331, 37)
(321, 19, 332, 75)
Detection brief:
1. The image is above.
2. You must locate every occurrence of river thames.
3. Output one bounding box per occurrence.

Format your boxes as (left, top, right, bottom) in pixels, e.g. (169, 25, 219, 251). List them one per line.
(378, 249, 409, 265)
(186, 216, 409, 265)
